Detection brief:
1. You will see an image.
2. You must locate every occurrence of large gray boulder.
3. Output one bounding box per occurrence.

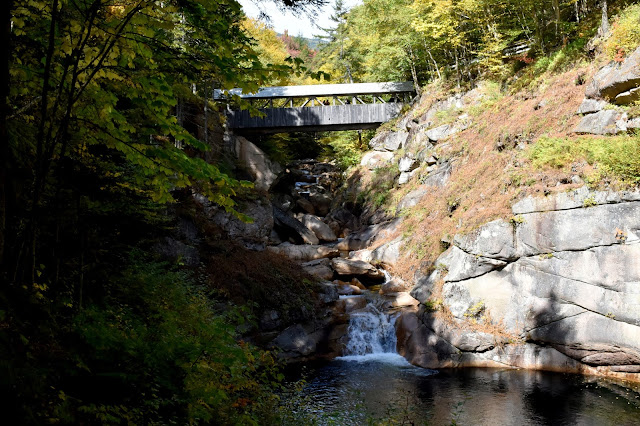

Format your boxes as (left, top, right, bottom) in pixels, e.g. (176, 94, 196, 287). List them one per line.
(207, 198, 273, 250)
(234, 136, 282, 191)
(267, 243, 339, 261)
(360, 151, 394, 169)
(370, 131, 409, 151)
(576, 98, 608, 114)
(301, 258, 334, 280)
(585, 47, 640, 103)
(273, 206, 319, 245)
(573, 109, 627, 134)
(331, 258, 385, 279)
(297, 214, 337, 242)
(272, 324, 318, 357)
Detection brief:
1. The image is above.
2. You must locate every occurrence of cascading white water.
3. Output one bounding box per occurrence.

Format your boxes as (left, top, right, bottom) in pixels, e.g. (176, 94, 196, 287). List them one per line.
(343, 305, 397, 356)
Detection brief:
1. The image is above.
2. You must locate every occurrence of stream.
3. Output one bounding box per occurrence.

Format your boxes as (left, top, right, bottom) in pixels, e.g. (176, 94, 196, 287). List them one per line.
(284, 292, 640, 425)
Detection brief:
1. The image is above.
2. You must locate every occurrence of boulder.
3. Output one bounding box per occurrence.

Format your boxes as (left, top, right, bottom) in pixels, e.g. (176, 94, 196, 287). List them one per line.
(297, 214, 337, 242)
(350, 278, 366, 290)
(426, 124, 453, 142)
(272, 324, 317, 356)
(316, 281, 339, 305)
(398, 172, 411, 185)
(302, 258, 334, 280)
(370, 131, 409, 151)
(385, 292, 419, 308)
(296, 197, 316, 215)
(585, 47, 640, 103)
(380, 278, 410, 295)
(273, 206, 319, 245)
(360, 151, 394, 169)
(309, 193, 332, 217)
(439, 246, 508, 282)
(267, 243, 339, 261)
(614, 87, 640, 105)
(371, 237, 403, 267)
(628, 117, 640, 130)
(453, 219, 517, 261)
(154, 237, 199, 267)
(234, 136, 282, 191)
(573, 110, 627, 134)
(207, 198, 273, 250)
(336, 220, 401, 251)
(331, 258, 385, 279)
(335, 281, 362, 295)
(334, 296, 368, 314)
(397, 186, 429, 211)
(398, 156, 418, 172)
(420, 161, 452, 188)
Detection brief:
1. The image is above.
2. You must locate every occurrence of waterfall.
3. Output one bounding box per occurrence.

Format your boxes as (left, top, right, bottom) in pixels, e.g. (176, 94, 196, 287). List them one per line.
(343, 305, 397, 355)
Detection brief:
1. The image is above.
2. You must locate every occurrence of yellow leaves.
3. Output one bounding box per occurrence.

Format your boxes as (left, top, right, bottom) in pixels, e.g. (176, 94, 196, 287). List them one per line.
(107, 5, 126, 18)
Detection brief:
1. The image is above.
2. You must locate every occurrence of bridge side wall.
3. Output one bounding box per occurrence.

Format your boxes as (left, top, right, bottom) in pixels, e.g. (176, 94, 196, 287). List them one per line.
(228, 103, 404, 130)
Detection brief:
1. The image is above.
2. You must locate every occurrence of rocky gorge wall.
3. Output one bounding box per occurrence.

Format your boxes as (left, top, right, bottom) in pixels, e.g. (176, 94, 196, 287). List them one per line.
(209, 47, 640, 383)
(399, 187, 640, 381)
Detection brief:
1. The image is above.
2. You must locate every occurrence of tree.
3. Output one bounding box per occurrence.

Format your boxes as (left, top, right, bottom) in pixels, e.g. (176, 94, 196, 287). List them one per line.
(3, 0, 294, 285)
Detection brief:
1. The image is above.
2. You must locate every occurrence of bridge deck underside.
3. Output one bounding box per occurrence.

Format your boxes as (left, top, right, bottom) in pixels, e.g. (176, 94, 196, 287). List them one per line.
(228, 103, 404, 134)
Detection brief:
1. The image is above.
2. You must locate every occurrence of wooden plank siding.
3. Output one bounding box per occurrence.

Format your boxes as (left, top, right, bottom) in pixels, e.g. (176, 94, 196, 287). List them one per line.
(228, 103, 404, 134)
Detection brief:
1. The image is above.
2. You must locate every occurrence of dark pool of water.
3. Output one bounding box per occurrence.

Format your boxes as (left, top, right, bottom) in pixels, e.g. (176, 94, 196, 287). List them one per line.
(284, 355, 640, 425)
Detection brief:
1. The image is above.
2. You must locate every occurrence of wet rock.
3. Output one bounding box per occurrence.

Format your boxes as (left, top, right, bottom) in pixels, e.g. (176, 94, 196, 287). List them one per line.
(350, 278, 366, 290)
(334, 296, 368, 314)
(331, 258, 385, 279)
(267, 243, 339, 261)
(334, 280, 362, 295)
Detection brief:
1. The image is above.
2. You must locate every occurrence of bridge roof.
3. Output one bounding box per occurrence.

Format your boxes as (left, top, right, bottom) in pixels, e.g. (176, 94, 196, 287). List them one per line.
(214, 81, 415, 100)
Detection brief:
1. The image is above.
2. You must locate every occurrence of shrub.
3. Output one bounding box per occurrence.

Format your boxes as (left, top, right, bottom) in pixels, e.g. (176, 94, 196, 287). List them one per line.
(604, 4, 640, 60)
(528, 135, 640, 183)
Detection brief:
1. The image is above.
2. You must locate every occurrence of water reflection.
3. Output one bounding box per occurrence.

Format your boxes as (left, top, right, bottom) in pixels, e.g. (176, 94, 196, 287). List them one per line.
(285, 361, 640, 425)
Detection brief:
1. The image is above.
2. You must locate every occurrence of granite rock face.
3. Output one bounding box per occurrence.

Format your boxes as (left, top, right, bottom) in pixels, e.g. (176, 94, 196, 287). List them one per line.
(585, 47, 640, 104)
(404, 189, 640, 380)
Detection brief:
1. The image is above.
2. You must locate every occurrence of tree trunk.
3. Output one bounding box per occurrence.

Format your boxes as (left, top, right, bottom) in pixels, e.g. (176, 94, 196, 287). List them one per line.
(0, 0, 13, 281)
(598, 0, 609, 38)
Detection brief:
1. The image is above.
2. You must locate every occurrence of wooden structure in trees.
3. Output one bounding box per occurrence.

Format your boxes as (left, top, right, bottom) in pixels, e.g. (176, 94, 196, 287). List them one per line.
(214, 82, 415, 133)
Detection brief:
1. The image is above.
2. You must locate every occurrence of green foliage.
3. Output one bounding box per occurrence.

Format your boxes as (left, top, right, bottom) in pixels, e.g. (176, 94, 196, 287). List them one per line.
(57, 253, 283, 424)
(319, 130, 373, 169)
(528, 135, 640, 183)
(604, 4, 640, 60)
